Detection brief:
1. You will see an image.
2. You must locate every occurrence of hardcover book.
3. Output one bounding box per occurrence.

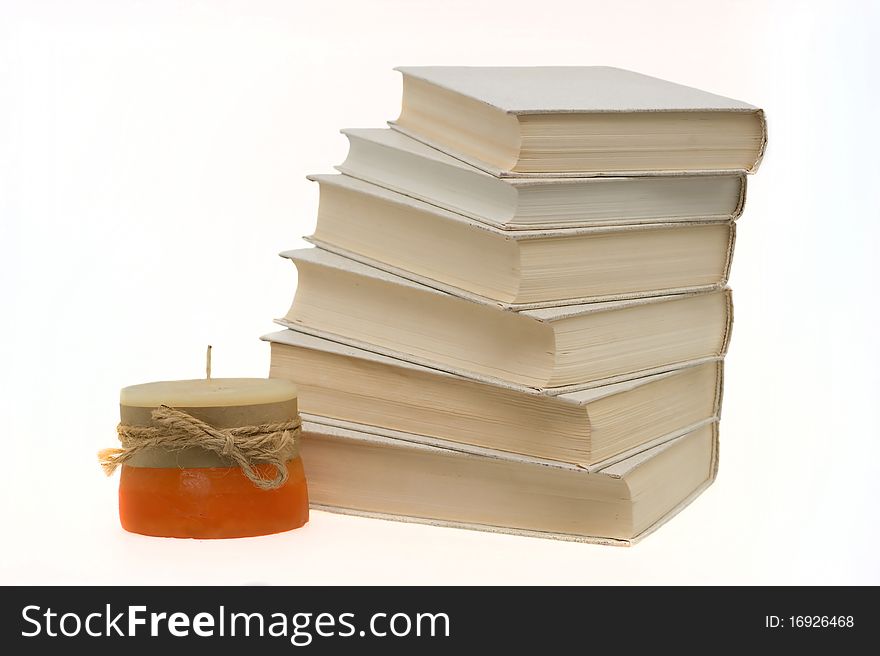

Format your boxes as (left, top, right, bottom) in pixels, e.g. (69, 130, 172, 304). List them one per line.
(391, 66, 766, 176)
(309, 173, 735, 306)
(338, 128, 746, 229)
(301, 416, 720, 546)
(277, 248, 732, 391)
(265, 329, 723, 466)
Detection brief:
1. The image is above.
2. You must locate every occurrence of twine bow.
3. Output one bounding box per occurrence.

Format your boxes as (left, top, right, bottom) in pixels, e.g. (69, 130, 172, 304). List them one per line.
(98, 405, 301, 490)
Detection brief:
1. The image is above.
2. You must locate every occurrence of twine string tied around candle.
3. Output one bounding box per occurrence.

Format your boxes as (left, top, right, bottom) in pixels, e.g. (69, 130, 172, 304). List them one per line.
(98, 405, 301, 490)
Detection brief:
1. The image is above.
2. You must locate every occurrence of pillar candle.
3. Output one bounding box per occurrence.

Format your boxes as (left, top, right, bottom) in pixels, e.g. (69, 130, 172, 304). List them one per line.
(113, 377, 309, 539)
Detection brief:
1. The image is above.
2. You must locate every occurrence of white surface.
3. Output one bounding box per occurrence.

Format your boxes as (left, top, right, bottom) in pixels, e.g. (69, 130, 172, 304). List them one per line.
(1, 0, 878, 585)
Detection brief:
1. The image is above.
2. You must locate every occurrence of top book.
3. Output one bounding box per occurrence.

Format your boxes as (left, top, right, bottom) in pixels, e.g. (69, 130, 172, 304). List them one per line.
(391, 66, 766, 177)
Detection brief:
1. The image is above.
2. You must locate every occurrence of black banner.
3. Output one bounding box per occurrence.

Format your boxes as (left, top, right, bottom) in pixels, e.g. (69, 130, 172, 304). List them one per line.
(0, 586, 868, 652)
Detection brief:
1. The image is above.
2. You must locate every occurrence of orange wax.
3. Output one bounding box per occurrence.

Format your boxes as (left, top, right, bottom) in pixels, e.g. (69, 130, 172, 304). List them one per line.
(119, 457, 309, 539)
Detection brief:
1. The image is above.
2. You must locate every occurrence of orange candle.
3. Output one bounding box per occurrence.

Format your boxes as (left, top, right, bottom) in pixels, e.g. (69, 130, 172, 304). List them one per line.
(109, 377, 309, 538)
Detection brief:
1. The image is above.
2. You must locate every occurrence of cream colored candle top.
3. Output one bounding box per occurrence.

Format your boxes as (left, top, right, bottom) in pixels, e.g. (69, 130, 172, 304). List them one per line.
(120, 378, 298, 408)
(118, 378, 298, 468)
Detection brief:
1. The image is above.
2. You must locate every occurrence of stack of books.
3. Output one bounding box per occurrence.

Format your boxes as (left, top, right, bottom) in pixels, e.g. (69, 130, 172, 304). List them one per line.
(264, 67, 765, 545)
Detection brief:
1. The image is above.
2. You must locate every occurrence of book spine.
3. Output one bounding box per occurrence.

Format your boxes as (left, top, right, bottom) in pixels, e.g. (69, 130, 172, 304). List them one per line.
(712, 360, 725, 420)
(732, 174, 748, 220)
(719, 289, 735, 357)
(749, 109, 769, 174)
(721, 221, 737, 285)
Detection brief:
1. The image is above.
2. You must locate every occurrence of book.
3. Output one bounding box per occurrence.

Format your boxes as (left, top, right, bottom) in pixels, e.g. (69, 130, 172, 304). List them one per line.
(276, 248, 732, 391)
(265, 329, 722, 466)
(338, 128, 747, 230)
(391, 66, 766, 176)
(300, 416, 719, 545)
(308, 173, 735, 306)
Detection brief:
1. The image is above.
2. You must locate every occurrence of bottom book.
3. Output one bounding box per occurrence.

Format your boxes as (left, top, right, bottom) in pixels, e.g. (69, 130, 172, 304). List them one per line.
(300, 416, 719, 546)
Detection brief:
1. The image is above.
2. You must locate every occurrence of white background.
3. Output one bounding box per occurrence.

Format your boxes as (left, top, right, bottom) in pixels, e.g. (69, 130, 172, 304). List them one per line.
(1, 0, 878, 585)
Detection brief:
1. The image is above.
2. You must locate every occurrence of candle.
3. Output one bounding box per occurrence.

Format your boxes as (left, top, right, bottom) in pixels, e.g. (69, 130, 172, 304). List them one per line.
(102, 372, 309, 539)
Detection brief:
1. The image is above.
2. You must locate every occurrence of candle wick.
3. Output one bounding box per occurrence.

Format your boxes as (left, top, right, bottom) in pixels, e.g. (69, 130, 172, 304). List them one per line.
(206, 345, 212, 380)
